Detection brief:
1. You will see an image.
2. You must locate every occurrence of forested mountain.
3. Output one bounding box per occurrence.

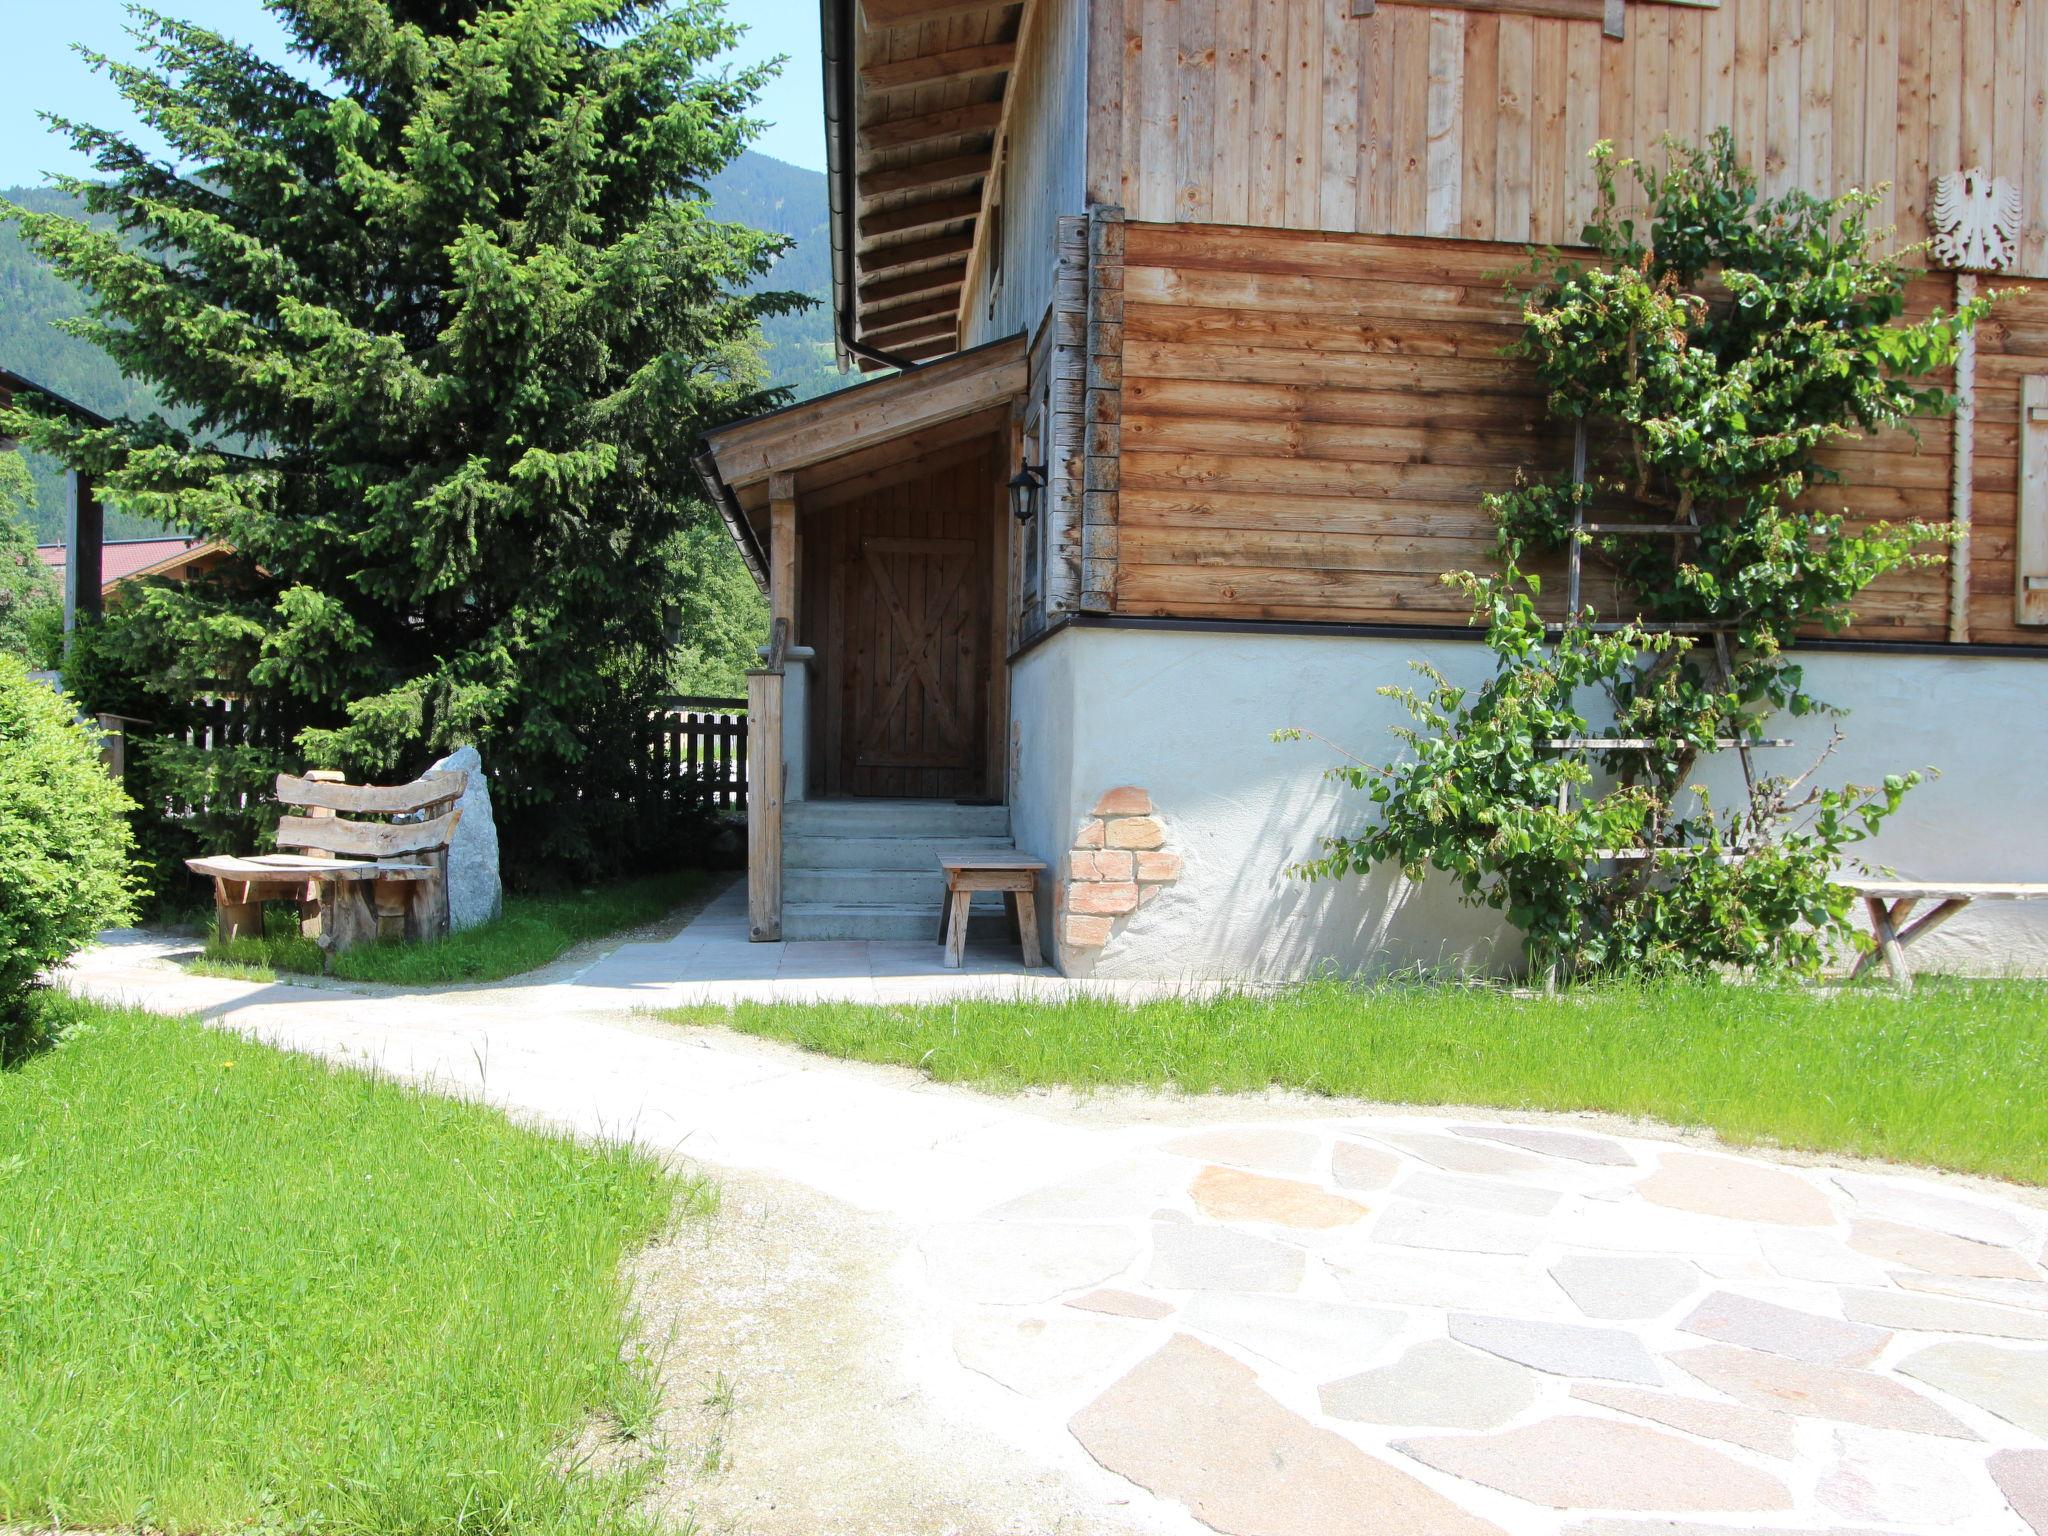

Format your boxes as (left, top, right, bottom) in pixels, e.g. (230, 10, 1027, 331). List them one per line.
(0, 151, 841, 541)
(706, 151, 843, 403)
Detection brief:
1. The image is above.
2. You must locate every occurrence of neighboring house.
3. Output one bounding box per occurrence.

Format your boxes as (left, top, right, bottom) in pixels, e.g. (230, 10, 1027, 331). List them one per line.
(36, 536, 228, 601)
(696, 0, 2048, 977)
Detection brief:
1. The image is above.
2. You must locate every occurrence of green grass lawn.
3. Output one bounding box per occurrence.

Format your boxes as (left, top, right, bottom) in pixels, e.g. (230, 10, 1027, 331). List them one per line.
(194, 868, 711, 986)
(667, 976, 2048, 1186)
(0, 996, 700, 1534)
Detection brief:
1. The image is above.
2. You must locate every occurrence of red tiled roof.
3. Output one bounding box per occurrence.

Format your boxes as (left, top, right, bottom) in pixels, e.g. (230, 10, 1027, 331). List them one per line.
(35, 537, 203, 582)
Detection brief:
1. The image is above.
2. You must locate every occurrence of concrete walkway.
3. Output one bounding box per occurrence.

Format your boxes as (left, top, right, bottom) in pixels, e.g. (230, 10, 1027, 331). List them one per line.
(59, 901, 2048, 1536)
(538, 879, 1118, 1010)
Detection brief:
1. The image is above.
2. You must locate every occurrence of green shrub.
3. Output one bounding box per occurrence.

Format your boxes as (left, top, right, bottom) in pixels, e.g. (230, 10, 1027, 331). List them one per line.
(0, 654, 137, 1035)
(59, 603, 298, 917)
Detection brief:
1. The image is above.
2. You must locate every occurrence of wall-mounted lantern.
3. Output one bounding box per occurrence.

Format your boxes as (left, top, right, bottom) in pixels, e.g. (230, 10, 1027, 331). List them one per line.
(1008, 462, 1046, 524)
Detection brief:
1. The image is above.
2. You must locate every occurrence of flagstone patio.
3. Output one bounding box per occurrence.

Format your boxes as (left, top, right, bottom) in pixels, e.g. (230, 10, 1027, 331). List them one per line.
(917, 1115, 2048, 1536)
(58, 897, 2048, 1536)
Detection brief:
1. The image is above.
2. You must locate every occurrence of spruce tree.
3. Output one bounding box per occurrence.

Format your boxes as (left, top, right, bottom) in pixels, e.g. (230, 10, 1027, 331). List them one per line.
(1, 0, 801, 871)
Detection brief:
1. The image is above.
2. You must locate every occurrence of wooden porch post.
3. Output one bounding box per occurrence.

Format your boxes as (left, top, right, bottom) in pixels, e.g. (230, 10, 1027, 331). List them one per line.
(747, 474, 798, 944)
(746, 653, 785, 943)
(769, 471, 798, 637)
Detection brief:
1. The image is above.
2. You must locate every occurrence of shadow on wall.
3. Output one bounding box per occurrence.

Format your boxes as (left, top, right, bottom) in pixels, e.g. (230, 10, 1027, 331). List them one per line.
(1216, 765, 1514, 983)
(1062, 760, 1514, 984)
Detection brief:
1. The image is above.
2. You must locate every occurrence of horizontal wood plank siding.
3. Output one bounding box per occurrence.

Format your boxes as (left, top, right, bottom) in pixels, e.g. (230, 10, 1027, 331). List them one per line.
(1118, 222, 2048, 643)
(1106, 0, 2048, 279)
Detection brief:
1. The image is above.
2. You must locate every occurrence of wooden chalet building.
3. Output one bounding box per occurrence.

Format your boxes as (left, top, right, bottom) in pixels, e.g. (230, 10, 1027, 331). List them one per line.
(696, 0, 2048, 976)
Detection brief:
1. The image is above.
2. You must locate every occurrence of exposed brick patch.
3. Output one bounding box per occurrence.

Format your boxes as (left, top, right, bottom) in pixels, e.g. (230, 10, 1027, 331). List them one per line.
(1134, 850, 1183, 881)
(1064, 914, 1114, 948)
(1061, 786, 1184, 957)
(1092, 785, 1153, 816)
(1105, 815, 1167, 850)
(1070, 881, 1140, 916)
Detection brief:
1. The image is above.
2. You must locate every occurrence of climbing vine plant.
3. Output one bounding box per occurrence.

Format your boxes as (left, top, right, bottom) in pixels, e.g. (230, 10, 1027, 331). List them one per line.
(1289, 132, 1993, 981)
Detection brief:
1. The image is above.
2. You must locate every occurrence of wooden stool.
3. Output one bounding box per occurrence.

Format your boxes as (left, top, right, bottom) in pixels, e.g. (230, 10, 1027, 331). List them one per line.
(937, 854, 1046, 969)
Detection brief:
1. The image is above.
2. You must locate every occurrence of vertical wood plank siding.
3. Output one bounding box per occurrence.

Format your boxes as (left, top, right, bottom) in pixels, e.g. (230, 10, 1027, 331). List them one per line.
(1102, 0, 2048, 280)
(1117, 223, 2048, 643)
(962, 0, 1091, 349)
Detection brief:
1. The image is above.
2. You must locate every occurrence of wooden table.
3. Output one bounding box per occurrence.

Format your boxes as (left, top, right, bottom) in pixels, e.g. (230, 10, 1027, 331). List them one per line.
(1842, 879, 2048, 985)
(937, 854, 1047, 969)
(187, 853, 435, 954)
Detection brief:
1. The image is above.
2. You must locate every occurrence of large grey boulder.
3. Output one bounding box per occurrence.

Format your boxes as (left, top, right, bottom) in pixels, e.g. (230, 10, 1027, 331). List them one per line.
(428, 745, 502, 931)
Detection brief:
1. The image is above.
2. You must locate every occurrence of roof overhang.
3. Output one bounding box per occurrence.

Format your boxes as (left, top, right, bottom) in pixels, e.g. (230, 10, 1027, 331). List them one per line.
(821, 0, 1028, 372)
(0, 367, 113, 430)
(695, 332, 1027, 587)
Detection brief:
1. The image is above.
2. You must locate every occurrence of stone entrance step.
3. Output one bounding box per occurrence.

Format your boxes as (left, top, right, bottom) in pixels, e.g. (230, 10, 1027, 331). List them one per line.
(783, 798, 1021, 942)
(786, 798, 1011, 839)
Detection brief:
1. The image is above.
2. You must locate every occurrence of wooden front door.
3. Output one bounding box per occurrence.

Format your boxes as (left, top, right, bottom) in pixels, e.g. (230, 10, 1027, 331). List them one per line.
(805, 446, 998, 799)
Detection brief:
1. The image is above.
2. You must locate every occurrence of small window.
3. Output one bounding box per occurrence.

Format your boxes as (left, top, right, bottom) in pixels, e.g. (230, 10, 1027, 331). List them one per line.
(986, 157, 1007, 322)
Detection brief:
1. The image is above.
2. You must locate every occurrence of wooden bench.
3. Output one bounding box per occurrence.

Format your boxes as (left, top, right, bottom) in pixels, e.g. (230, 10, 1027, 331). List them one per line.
(937, 854, 1046, 969)
(1843, 879, 2048, 986)
(187, 770, 467, 959)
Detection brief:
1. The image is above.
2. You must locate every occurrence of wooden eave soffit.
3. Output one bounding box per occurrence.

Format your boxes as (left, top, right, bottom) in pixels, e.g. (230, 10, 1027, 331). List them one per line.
(848, 0, 1026, 361)
(700, 334, 1029, 495)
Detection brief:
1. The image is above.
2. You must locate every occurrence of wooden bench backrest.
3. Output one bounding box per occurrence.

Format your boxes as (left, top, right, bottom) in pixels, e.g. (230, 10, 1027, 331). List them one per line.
(276, 810, 462, 860)
(275, 771, 468, 817)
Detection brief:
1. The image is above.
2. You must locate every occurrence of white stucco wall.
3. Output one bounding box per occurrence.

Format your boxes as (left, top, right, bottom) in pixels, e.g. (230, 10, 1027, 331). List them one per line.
(1006, 625, 2048, 982)
(1007, 628, 1077, 941)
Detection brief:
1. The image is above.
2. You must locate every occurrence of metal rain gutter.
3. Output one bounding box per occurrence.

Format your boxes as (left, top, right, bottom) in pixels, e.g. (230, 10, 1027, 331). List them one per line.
(690, 443, 769, 592)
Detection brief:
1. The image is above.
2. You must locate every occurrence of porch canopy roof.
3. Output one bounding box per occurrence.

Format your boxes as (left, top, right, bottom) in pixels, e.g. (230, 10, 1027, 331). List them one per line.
(693, 332, 1026, 588)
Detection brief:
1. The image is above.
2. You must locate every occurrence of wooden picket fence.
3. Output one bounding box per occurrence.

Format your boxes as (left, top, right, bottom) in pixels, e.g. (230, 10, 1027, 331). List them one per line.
(121, 693, 749, 818)
(645, 695, 748, 812)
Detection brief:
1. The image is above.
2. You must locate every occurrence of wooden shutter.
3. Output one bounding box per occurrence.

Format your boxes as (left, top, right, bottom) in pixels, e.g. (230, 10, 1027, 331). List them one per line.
(2021, 375, 2048, 627)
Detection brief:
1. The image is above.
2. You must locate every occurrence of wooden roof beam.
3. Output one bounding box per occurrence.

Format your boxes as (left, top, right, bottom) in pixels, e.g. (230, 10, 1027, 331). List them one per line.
(863, 311, 959, 348)
(802, 432, 1000, 513)
(860, 41, 1017, 93)
(859, 230, 974, 273)
(801, 406, 1007, 493)
(859, 101, 1003, 153)
(858, 192, 986, 242)
(857, 260, 967, 308)
(858, 152, 989, 199)
(861, 0, 1015, 27)
(883, 334, 958, 364)
(851, 290, 961, 329)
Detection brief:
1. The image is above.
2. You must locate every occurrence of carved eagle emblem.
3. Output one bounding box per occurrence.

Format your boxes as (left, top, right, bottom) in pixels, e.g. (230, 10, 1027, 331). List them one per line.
(1931, 168, 2023, 272)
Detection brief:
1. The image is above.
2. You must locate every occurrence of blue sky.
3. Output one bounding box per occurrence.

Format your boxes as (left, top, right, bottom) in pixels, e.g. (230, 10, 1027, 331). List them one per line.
(0, 0, 826, 190)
